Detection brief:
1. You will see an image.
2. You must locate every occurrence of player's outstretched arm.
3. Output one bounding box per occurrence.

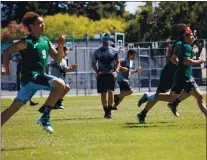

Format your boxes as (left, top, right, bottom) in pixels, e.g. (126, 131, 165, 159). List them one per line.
(3, 40, 27, 75)
(183, 56, 204, 65)
(65, 64, 78, 72)
(49, 35, 65, 63)
(131, 66, 142, 74)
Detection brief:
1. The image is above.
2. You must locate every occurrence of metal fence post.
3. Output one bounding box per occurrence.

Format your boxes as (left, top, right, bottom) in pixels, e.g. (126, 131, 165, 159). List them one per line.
(138, 46, 141, 92)
(75, 45, 78, 96)
(148, 46, 151, 92)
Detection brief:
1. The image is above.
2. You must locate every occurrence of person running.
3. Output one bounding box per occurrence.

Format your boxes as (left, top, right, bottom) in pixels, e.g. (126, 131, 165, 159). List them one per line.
(46, 46, 78, 109)
(92, 33, 120, 119)
(137, 24, 195, 123)
(112, 49, 142, 110)
(1, 11, 69, 133)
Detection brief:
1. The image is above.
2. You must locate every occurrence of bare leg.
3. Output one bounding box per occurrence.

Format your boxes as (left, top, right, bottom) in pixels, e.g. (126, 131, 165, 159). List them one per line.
(58, 84, 70, 100)
(108, 90, 114, 107)
(156, 91, 179, 103)
(115, 90, 133, 107)
(101, 92, 107, 107)
(1, 99, 25, 126)
(192, 88, 206, 116)
(44, 79, 65, 107)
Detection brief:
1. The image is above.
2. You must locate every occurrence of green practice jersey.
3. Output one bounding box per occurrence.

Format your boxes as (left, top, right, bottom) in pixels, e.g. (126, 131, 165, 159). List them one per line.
(176, 42, 193, 79)
(20, 35, 50, 86)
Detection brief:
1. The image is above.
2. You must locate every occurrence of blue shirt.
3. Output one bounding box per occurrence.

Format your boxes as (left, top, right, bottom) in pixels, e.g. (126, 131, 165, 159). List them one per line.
(117, 57, 135, 81)
(92, 47, 119, 73)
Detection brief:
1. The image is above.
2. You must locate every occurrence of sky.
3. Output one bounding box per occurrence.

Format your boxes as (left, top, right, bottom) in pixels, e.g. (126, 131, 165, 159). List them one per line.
(125, 2, 146, 14)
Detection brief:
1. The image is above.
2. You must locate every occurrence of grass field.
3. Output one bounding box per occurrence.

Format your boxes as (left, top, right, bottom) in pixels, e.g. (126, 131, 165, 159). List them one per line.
(1, 95, 206, 160)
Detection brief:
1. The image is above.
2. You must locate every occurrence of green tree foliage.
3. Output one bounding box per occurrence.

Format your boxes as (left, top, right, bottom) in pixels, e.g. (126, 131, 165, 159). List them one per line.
(1, 14, 126, 42)
(1, 1, 126, 27)
(125, 1, 207, 41)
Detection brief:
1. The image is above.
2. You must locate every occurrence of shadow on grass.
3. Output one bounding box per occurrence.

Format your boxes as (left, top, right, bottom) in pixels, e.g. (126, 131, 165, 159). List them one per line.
(53, 117, 103, 121)
(1, 146, 36, 151)
(124, 122, 206, 128)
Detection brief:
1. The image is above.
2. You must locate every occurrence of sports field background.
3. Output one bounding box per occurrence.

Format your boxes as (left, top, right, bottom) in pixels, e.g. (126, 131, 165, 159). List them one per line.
(1, 95, 206, 160)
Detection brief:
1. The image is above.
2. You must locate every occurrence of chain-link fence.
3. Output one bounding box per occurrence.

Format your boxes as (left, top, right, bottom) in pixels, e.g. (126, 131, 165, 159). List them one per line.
(1, 43, 206, 96)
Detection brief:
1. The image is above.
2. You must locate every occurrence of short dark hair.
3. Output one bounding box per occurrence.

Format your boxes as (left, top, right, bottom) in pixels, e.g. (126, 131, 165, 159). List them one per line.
(127, 49, 136, 57)
(22, 12, 40, 31)
(176, 23, 188, 39)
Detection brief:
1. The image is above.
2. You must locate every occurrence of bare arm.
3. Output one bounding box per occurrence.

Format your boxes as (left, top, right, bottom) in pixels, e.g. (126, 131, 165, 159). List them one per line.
(170, 54, 179, 65)
(49, 35, 65, 63)
(3, 40, 27, 75)
(183, 56, 204, 65)
(131, 66, 142, 74)
(65, 64, 78, 72)
(92, 59, 99, 74)
(119, 66, 129, 72)
(115, 59, 120, 72)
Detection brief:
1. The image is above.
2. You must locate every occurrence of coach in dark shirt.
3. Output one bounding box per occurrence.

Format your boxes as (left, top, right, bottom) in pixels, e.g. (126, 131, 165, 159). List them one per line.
(92, 33, 120, 119)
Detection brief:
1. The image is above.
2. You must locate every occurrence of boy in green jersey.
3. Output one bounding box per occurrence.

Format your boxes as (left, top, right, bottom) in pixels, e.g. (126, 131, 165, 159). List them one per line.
(1, 12, 69, 133)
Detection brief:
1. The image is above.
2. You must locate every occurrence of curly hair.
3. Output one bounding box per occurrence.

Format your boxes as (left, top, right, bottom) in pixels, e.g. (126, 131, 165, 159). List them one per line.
(22, 12, 40, 31)
(176, 23, 188, 38)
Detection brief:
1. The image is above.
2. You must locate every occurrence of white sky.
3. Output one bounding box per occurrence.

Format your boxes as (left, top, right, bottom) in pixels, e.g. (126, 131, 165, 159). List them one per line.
(125, 2, 146, 14)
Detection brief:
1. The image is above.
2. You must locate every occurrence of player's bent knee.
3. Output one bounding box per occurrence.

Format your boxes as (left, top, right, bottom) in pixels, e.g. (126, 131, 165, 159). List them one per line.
(65, 84, 70, 92)
(53, 79, 65, 89)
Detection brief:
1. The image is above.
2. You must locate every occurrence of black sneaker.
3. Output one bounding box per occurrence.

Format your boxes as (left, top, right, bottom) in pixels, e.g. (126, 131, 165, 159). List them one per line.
(104, 107, 112, 119)
(30, 101, 39, 106)
(114, 94, 119, 105)
(167, 103, 179, 117)
(112, 106, 118, 110)
(137, 112, 146, 123)
(38, 106, 45, 113)
(53, 99, 64, 110)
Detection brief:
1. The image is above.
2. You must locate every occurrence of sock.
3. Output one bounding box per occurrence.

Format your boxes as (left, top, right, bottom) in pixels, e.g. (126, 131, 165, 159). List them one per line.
(141, 109, 148, 116)
(43, 105, 52, 115)
(103, 106, 108, 111)
(108, 106, 112, 111)
(172, 98, 180, 107)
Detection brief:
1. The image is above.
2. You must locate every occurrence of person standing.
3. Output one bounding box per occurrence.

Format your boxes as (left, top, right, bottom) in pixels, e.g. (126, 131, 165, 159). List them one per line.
(92, 33, 120, 119)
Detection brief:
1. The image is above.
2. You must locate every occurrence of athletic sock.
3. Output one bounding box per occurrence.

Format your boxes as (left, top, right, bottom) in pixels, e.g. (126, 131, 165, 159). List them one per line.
(141, 109, 148, 116)
(172, 98, 180, 107)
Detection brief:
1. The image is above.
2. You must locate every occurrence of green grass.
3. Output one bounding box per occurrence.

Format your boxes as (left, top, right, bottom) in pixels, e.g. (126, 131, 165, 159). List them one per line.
(1, 95, 206, 160)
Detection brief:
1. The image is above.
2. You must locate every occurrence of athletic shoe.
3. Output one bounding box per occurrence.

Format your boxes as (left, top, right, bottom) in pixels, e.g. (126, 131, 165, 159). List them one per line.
(114, 94, 119, 105)
(37, 115, 54, 133)
(138, 93, 149, 107)
(30, 101, 39, 106)
(53, 99, 64, 110)
(167, 103, 179, 117)
(104, 107, 112, 119)
(112, 105, 118, 110)
(38, 106, 45, 113)
(137, 112, 146, 123)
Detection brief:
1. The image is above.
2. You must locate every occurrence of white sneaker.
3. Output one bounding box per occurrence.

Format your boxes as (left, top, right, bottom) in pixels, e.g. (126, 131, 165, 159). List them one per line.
(37, 118, 54, 134)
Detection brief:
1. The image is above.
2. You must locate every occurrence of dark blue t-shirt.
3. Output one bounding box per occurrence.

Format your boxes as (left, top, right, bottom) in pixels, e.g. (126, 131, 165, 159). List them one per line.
(92, 47, 119, 73)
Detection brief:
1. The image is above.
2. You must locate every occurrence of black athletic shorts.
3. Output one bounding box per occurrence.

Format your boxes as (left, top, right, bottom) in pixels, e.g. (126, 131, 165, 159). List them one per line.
(97, 73, 116, 93)
(171, 76, 198, 94)
(117, 79, 131, 91)
(156, 61, 177, 93)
